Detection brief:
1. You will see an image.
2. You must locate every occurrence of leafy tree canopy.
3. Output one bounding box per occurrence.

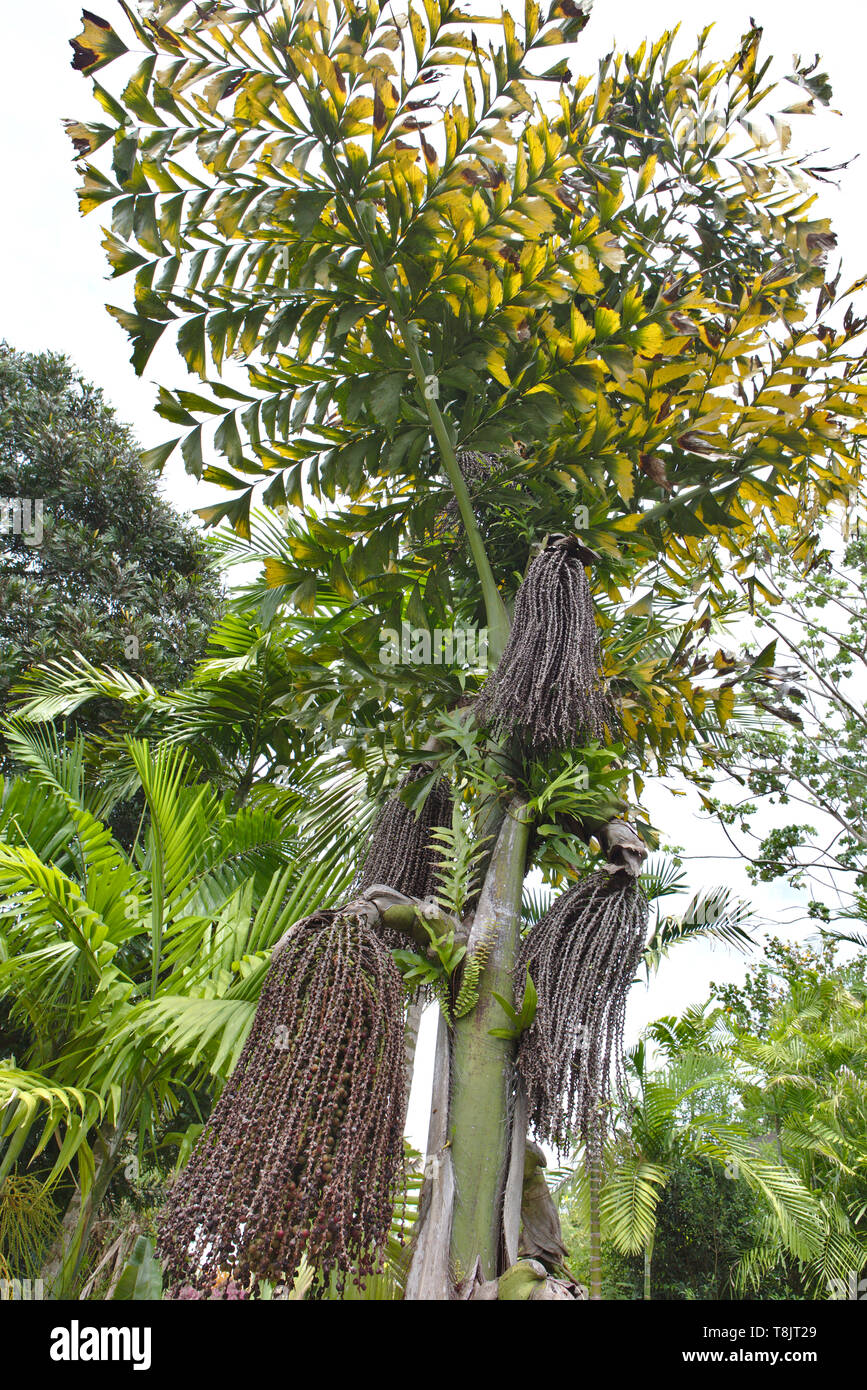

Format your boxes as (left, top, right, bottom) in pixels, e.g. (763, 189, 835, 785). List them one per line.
(698, 528, 867, 930)
(66, 3, 867, 820)
(0, 344, 223, 764)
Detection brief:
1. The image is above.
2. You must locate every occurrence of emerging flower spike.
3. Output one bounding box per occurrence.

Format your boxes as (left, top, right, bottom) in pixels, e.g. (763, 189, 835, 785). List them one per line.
(158, 909, 406, 1297)
(516, 871, 648, 1154)
(436, 449, 531, 562)
(474, 536, 612, 753)
(357, 763, 453, 902)
(441, 449, 507, 523)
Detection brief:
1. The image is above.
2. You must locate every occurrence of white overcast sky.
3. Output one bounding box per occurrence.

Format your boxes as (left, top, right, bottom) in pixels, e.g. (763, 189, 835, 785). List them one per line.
(2, 1, 866, 1145)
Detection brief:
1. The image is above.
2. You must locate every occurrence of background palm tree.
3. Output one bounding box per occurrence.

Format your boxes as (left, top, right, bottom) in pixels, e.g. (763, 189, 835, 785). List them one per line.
(562, 1005, 863, 1298)
(0, 721, 357, 1293)
(721, 948, 867, 1292)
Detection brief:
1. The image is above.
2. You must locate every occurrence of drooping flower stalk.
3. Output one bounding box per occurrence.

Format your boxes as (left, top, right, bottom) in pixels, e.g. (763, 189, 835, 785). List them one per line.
(456, 448, 504, 490)
(516, 870, 648, 1154)
(475, 536, 612, 753)
(158, 909, 406, 1296)
(357, 764, 453, 902)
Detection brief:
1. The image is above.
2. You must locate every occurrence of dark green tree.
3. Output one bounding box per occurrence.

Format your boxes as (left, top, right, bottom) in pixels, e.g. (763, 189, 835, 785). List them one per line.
(601, 1156, 799, 1300)
(712, 938, 867, 1293)
(0, 344, 222, 765)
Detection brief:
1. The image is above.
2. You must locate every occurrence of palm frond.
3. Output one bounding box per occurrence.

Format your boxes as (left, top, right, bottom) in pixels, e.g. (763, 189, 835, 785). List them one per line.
(3, 722, 121, 879)
(643, 885, 757, 976)
(10, 654, 161, 725)
(521, 882, 555, 930)
(599, 1157, 668, 1254)
(0, 1067, 100, 1184)
(639, 854, 688, 902)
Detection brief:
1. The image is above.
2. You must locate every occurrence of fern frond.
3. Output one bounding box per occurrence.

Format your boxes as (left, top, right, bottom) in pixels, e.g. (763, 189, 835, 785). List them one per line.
(429, 807, 488, 919)
(453, 919, 497, 1019)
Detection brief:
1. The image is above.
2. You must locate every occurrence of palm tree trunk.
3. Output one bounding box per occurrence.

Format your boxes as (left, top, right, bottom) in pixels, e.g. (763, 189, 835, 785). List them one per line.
(401, 995, 425, 1132)
(404, 1011, 454, 1300)
(643, 1236, 654, 1301)
(589, 1141, 603, 1300)
(43, 1127, 122, 1297)
(40, 1184, 83, 1292)
(448, 799, 531, 1285)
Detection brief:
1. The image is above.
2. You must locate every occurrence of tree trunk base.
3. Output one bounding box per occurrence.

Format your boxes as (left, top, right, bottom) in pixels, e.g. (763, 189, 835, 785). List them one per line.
(463, 1259, 588, 1300)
